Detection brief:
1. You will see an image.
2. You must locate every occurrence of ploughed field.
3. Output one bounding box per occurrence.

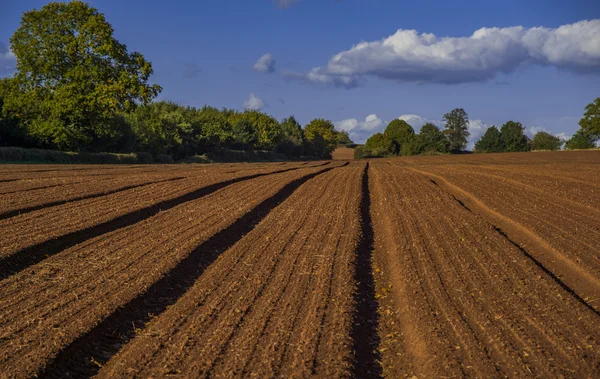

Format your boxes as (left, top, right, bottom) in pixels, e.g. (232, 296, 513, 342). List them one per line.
(0, 151, 598, 378)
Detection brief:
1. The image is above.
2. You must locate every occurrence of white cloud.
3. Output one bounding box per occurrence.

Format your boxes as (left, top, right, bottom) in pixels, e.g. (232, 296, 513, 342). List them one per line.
(274, 0, 300, 9)
(334, 114, 384, 143)
(398, 114, 443, 131)
(290, 20, 600, 87)
(0, 41, 16, 76)
(243, 92, 265, 110)
(526, 125, 571, 141)
(253, 53, 276, 73)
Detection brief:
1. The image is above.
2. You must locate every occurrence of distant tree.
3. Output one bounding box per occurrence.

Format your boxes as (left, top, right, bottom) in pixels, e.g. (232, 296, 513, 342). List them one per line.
(579, 97, 600, 141)
(304, 118, 338, 158)
(229, 110, 282, 150)
(564, 131, 596, 150)
(336, 130, 353, 145)
(231, 120, 258, 151)
(2, 1, 161, 151)
(385, 120, 415, 144)
(531, 131, 563, 151)
(418, 122, 448, 153)
(442, 108, 470, 152)
(125, 101, 191, 157)
(500, 121, 531, 152)
(474, 126, 504, 153)
(277, 116, 305, 157)
(365, 133, 387, 150)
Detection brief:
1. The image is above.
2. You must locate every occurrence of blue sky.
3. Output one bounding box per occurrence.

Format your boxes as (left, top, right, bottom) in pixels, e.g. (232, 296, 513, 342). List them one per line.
(1, 0, 599, 145)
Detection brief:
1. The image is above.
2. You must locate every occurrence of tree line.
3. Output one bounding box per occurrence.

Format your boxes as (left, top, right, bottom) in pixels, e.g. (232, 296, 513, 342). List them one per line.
(358, 99, 599, 158)
(0, 1, 351, 161)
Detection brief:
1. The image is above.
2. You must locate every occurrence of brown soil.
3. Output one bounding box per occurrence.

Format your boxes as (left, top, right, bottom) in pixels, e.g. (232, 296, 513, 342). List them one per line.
(332, 147, 355, 160)
(0, 150, 598, 378)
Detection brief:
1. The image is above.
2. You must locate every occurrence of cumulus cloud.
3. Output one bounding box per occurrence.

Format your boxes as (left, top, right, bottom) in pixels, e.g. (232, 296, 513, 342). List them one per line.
(290, 20, 600, 87)
(0, 41, 16, 76)
(274, 0, 300, 9)
(243, 92, 266, 110)
(526, 125, 571, 141)
(253, 53, 276, 73)
(334, 114, 384, 143)
(398, 114, 443, 130)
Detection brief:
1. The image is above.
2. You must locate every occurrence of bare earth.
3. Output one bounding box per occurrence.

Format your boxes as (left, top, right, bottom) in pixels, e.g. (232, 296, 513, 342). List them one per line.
(0, 150, 598, 378)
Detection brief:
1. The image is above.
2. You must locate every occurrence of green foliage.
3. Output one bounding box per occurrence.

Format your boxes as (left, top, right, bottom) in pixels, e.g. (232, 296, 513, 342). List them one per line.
(336, 130, 353, 145)
(231, 120, 258, 151)
(579, 97, 600, 141)
(500, 121, 531, 152)
(565, 131, 596, 150)
(125, 101, 191, 157)
(384, 119, 415, 155)
(417, 123, 448, 154)
(0, 146, 141, 164)
(277, 116, 305, 158)
(443, 108, 470, 151)
(229, 110, 282, 151)
(365, 133, 387, 150)
(3, 1, 161, 151)
(531, 131, 563, 151)
(304, 118, 338, 158)
(354, 145, 387, 159)
(474, 126, 504, 153)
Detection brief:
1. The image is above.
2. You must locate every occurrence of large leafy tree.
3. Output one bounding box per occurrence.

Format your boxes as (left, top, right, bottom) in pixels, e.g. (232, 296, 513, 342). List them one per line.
(418, 123, 448, 153)
(2, 1, 161, 150)
(365, 133, 388, 150)
(565, 131, 596, 150)
(229, 110, 282, 150)
(500, 121, 531, 152)
(531, 131, 562, 151)
(443, 108, 470, 151)
(277, 116, 305, 157)
(304, 118, 338, 158)
(579, 97, 600, 141)
(474, 126, 504, 153)
(384, 119, 415, 155)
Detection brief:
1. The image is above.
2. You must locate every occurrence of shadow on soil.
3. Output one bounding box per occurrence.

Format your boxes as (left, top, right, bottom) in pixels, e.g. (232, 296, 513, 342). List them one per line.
(0, 163, 329, 281)
(40, 163, 341, 378)
(351, 162, 383, 378)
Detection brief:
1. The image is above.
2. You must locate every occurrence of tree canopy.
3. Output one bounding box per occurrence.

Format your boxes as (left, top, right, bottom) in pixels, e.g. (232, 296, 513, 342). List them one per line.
(565, 131, 596, 150)
(303, 118, 338, 158)
(500, 121, 531, 152)
(2, 1, 161, 150)
(443, 108, 470, 151)
(474, 126, 504, 153)
(531, 131, 562, 151)
(579, 97, 600, 141)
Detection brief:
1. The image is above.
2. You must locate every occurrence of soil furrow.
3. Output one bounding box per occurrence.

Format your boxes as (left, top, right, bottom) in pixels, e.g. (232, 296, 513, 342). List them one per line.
(95, 163, 361, 378)
(40, 165, 336, 378)
(0, 164, 319, 280)
(369, 161, 600, 377)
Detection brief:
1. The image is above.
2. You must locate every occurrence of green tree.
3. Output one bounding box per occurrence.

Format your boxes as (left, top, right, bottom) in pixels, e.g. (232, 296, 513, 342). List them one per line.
(365, 133, 387, 150)
(2, 1, 161, 151)
(231, 120, 258, 151)
(564, 131, 596, 150)
(125, 101, 190, 157)
(474, 126, 504, 153)
(443, 108, 470, 152)
(417, 122, 447, 154)
(579, 97, 600, 141)
(531, 131, 563, 151)
(336, 130, 353, 145)
(304, 118, 338, 158)
(384, 119, 415, 155)
(229, 110, 282, 150)
(277, 116, 305, 157)
(500, 121, 531, 152)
